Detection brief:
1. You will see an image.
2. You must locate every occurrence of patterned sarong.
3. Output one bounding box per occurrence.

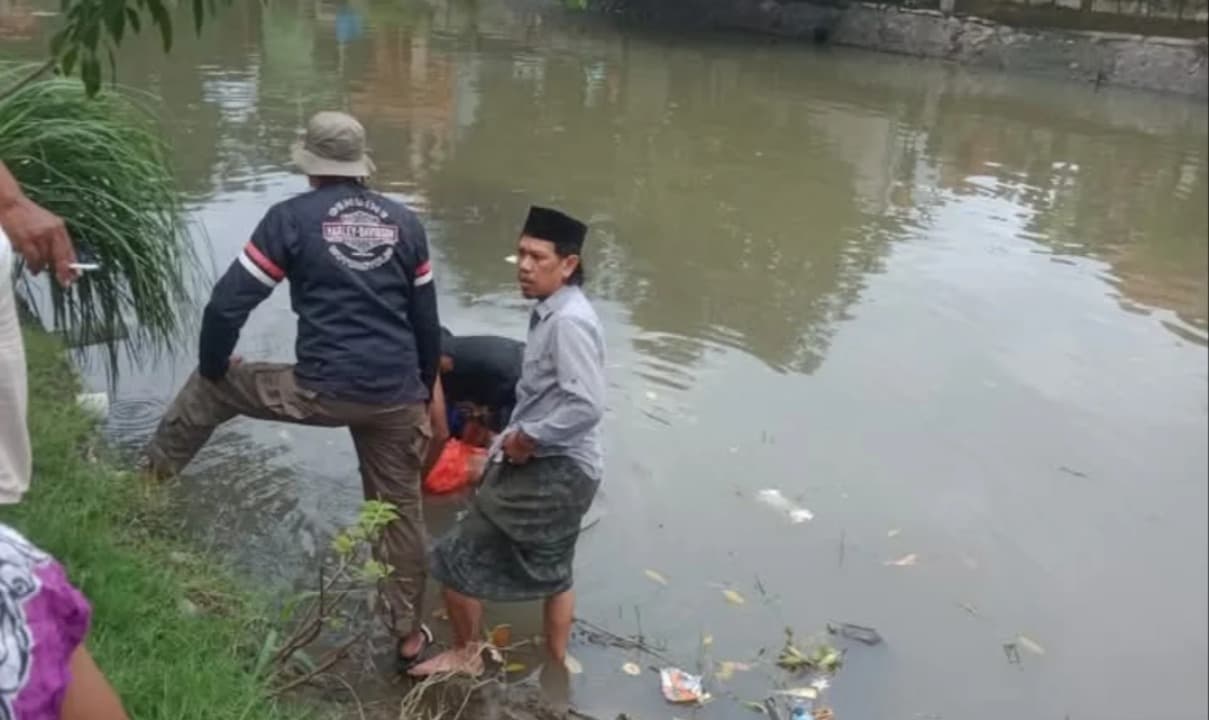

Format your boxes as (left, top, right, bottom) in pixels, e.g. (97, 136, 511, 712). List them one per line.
(429, 457, 598, 601)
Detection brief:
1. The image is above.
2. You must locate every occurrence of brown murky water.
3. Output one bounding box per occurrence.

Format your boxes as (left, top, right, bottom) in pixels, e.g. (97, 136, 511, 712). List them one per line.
(4, 0, 1208, 717)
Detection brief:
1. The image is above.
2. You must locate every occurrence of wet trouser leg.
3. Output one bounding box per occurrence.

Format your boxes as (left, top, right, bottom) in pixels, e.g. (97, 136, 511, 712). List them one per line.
(145, 363, 339, 475)
(350, 403, 430, 636)
(146, 363, 430, 635)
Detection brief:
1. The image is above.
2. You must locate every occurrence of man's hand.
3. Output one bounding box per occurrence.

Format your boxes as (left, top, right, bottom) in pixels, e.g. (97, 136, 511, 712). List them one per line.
(0, 196, 78, 287)
(501, 430, 536, 465)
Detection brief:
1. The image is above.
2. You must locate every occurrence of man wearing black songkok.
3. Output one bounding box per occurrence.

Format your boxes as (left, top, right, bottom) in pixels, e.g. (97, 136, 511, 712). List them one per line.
(412, 207, 605, 677)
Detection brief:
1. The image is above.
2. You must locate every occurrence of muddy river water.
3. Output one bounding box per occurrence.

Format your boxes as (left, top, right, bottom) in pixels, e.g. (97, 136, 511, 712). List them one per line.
(5, 0, 1209, 717)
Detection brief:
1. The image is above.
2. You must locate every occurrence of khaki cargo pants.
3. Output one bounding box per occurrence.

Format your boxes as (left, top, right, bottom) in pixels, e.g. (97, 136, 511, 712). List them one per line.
(146, 363, 431, 637)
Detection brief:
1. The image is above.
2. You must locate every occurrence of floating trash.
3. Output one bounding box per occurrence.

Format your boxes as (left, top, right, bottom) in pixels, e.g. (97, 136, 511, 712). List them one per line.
(722, 589, 746, 606)
(1016, 634, 1046, 656)
(644, 569, 669, 586)
(778, 629, 843, 673)
(75, 392, 109, 420)
(884, 553, 918, 567)
(488, 624, 512, 647)
(715, 660, 753, 680)
(504, 254, 518, 264)
(756, 489, 814, 523)
(564, 654, 583, 674)
(660, 667, 705, 703)
(826, 622, 883, 646)
(622, 661, 643, 676)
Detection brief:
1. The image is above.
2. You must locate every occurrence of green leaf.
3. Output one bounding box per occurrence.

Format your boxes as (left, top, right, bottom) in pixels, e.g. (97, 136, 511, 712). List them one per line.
(104, 0, 126, 44)
(62, 46, 80, 76)
(82, 20, 101, 53)
(359, 559, 390, 582)
(253, 628, 278, 677)
(146, 0, 173, 52)
(331, 532, 356, 557)
(81, 55, 102, 97)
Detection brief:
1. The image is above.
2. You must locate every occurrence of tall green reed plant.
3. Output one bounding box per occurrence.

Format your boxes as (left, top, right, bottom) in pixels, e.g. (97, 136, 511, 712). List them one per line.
(0, 65, 193, 366)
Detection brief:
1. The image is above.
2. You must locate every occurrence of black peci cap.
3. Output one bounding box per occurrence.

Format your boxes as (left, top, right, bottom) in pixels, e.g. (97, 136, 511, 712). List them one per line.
(521, 206, 587, 251)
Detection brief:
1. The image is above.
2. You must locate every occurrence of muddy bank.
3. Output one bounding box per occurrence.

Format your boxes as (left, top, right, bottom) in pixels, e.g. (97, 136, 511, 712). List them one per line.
(586, 0, 1209, 96)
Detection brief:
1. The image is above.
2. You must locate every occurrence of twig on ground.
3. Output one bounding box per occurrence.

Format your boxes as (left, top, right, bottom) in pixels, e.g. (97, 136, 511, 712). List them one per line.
(270, 631, 365, 696)
(330, 674, 367, 720)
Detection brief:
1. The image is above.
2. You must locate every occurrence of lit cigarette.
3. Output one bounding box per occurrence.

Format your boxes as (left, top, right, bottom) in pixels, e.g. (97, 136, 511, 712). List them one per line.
(69, 263, 101, 272)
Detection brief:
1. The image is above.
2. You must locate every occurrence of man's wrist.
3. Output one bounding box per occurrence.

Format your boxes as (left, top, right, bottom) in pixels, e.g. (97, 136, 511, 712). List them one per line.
(514, 426, 538, 448)
(0, 181, 27, 213)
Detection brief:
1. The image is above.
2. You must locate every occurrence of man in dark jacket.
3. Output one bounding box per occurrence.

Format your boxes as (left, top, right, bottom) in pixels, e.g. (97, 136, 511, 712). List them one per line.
(144, 112, 440, 667)
(423, 328, 524, 477)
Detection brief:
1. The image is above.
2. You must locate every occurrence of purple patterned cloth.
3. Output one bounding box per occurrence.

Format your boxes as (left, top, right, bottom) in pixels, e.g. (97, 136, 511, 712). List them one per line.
(0, 524, 91, 720)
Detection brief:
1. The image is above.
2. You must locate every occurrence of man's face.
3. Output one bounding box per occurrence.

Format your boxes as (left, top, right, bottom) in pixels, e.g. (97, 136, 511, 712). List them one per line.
(517, 235, 577, 300)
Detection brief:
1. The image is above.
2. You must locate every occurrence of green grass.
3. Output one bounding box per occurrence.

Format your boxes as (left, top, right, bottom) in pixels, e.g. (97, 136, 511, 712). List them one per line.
(0, 67, 194, 367)
(0, 328, 294, 720)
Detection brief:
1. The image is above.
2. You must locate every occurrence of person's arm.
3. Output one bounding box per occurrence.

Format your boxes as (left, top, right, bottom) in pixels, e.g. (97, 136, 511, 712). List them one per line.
(198, 205, 295, 380)
(405, 219, 440, 394)
(422, 375, 450, 478)
(0, 160, 77, 286)
(514, 316, 605, 447)
(59, 646, 128, 720)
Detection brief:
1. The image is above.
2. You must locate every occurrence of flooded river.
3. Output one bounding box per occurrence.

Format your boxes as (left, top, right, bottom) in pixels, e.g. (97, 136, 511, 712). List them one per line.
(5, 0, 1209, 717)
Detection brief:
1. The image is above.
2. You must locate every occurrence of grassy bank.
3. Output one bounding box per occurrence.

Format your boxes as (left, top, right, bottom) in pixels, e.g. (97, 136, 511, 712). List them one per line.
(0, 328, 292, 719)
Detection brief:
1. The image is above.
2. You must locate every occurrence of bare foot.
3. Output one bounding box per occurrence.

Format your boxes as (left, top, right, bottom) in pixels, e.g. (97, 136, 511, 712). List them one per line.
(399, 629, 428, 658)
(408, 644, 485, 677)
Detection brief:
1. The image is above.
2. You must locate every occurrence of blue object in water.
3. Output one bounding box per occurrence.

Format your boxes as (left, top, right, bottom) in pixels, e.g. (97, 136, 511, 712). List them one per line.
(335, 3, 363, 44)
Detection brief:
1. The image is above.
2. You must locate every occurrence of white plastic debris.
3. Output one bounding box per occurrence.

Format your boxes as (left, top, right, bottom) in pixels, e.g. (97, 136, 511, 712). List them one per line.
(660, 667, 704, 703)
(756, 489, 814, 523)
(75, 392, 109, 420)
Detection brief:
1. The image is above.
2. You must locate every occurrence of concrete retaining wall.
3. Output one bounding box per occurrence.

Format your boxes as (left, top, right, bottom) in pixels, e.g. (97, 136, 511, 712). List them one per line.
(599, 0, 1209, 96)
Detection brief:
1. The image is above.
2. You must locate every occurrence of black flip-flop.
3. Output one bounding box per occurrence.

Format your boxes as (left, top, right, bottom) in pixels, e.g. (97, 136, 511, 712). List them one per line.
(397, 624, 435, 673)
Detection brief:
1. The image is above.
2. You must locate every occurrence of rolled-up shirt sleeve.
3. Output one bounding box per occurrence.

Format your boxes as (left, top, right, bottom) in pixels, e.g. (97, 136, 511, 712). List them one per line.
(517, 315, 604, 446)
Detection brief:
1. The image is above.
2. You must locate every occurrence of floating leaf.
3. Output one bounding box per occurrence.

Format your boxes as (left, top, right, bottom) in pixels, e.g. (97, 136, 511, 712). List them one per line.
(644, 569, 669, 586)
(1017, 635, 1046, 656)
(715, 660, 752, 680)
(504, 662, 527, 673)
(742, 701, 767, 713)
(884, 553, 918, 567)
(564, 654, 583, 674)
(489, 624, 513, 647)
(958, 602, 979, 617)
(722, 589, 746, 606)
(621, 662, 642, 676)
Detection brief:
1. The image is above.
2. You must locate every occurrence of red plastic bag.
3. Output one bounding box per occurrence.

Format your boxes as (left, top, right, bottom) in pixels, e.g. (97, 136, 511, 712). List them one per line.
(424, 439, 486, 494)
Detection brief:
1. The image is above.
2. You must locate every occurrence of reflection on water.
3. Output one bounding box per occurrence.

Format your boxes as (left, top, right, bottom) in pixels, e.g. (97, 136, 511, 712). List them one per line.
(5, 0, 1208, 718)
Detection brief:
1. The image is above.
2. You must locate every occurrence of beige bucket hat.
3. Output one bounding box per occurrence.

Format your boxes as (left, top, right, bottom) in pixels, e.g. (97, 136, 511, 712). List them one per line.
(290, 111, 376, 178)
